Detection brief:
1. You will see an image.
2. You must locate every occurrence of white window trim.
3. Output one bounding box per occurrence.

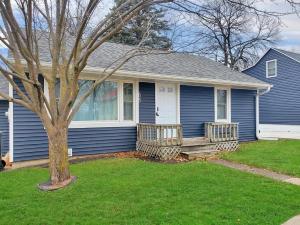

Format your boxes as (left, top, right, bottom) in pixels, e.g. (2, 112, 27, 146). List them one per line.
(214, 87, 231, 123)
(44, 79, 139, 128)
(266, 59, 277, 78)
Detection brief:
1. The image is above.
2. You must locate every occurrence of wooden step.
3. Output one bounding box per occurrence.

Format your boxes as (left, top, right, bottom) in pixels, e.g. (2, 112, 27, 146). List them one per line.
(182, 137, 209, 146)
(181, 143, 216, 152)
(181, 148, 219, 160)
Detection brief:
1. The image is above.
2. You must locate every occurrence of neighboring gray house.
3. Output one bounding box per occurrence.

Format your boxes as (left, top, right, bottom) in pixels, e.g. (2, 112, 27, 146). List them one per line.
(244, 48, 300, 139)
(0, 42, 271, 163)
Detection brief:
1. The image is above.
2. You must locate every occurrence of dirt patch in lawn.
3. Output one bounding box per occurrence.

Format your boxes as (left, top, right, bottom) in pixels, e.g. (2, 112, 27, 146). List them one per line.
(71, 151, 190, 164)
(35, 151, 190, 168)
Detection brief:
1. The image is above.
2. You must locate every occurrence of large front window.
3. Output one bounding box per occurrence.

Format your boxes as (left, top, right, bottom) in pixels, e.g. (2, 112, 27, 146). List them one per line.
(53, 79, 136, 127)
(215, 88, 231, 122)
(73, 81, 119, 121)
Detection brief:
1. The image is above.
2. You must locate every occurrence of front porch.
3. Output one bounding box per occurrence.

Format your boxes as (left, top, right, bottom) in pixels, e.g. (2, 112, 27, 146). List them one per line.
(137, 122, 239, 160)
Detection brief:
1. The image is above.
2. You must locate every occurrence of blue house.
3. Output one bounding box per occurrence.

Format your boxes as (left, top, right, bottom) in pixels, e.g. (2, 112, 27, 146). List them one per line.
(0, 42, 271, 163)
(243, 48, 300, 139)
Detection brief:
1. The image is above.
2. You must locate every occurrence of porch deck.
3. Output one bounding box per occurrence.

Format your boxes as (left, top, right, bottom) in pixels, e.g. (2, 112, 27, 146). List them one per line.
(137, 122, 239, 160)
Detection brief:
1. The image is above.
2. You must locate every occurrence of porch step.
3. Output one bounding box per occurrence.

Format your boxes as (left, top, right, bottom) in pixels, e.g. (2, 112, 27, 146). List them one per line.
(182, 137, 210, 146)
(181, 137, 218, 160)
(181, 149, 219, 160)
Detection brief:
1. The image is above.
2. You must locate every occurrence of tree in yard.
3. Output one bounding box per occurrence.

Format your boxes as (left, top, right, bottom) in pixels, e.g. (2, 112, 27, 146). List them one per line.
(0, 0, 171, 189)
(110, 0, 172, 49)
(171, 0, 281, 70)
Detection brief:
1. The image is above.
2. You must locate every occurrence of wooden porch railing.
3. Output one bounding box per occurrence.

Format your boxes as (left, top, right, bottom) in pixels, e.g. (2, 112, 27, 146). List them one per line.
(137, 123, 183, 146)
(205, 122, 239, 142)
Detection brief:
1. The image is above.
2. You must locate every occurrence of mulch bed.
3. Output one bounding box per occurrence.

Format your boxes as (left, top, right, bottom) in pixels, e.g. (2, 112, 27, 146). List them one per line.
(37, 151, 189, 168)
(70, 151, 190, 164)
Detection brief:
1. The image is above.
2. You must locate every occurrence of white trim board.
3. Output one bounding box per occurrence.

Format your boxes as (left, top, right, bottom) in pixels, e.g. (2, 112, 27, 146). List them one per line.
(8, 78, 14, 162)
(16, 59, 271, 89)
(258, 124, 300, 139)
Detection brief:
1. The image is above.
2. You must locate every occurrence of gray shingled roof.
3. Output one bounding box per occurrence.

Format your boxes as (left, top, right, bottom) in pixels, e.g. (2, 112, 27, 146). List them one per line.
(274, 48, 300, 63)
(0, 74, 8, 97)
(42, 40, 269, 87)
(9, 35, 270, 88)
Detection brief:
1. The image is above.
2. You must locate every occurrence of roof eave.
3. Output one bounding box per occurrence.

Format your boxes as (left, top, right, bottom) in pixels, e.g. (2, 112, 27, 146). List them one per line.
(19, 61, 272, 90)
(80, 66, 272, 90)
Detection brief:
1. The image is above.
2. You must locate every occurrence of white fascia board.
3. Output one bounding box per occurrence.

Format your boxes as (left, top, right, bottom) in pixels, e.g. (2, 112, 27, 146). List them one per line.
(19, 60, 272, 90)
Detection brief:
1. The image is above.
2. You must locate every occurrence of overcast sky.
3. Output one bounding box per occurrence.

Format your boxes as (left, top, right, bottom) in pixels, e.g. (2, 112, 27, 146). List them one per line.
(259, 0, 300, 52)
(2, 0, 300, 53)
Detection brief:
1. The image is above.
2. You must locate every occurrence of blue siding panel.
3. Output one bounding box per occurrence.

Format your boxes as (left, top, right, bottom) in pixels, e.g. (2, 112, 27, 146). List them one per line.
(244, 49, 300, 125)
(139, 82, 155, 123)
(231, 89, 257, 142)
(14, 102, 138, 161)
(12, 80, 146, 162)
(13, 103, 49, 161)
(180, 85, 214, 137)
(0, 100, 9, 154)
(12, 78, 257, 161)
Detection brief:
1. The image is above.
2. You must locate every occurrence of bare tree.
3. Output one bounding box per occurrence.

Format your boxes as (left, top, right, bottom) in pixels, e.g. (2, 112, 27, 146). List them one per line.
(0, 0, 171, 189)
(174, 0, 281, 70)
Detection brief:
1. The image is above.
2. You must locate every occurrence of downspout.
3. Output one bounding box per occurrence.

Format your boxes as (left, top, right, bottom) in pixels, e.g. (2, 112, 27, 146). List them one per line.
(256, 86, 271, 139)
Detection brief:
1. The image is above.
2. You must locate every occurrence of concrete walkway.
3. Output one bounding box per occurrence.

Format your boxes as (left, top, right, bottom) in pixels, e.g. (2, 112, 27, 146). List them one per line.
(282, 215, 300, 225)
(210, 159, 300, 186)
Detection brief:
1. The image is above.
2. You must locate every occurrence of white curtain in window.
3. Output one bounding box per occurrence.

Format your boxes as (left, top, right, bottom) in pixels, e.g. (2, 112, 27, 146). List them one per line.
(123, 83, 133, 120)
(94, 81, 118, 120)
(73, 81, 94, 121)
(217, 89, 227, 120)
(73, 81, 118, 121)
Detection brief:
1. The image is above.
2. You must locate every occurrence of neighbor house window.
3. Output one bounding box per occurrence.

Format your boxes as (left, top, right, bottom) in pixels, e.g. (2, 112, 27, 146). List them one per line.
(266, 59, 277, 78)
(215, 88, 231, 122)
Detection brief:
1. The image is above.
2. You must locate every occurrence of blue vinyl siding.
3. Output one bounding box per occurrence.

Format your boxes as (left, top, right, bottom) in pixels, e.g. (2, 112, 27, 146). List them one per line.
(180, 85, 256, 141)
(12, 79, 258, 161)
(12, 79, 142, 162)
(180, 85, 214, 137)
(139, 82, 155, 123)
(231, 89, 256, 141)
(244, 49, 300, 125)
(13, 106, 137, 161)
(0, 100, 9, 155)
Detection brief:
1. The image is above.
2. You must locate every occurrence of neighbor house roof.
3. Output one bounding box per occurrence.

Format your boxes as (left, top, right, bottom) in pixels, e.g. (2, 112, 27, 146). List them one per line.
(273, 48, 300, 63)
(244, 48, 300, 72)
(8, 35, 271, 89)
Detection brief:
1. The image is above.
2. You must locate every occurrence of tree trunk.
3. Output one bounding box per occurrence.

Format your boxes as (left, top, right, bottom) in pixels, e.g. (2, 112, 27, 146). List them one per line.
(47, 126, 71, 185)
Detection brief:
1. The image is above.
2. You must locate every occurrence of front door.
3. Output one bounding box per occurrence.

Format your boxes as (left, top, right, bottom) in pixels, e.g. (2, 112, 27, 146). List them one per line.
(156, 83, 178, 124)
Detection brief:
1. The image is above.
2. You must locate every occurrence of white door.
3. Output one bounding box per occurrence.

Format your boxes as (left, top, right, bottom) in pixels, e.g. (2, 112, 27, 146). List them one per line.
(156, 83, 177, 124)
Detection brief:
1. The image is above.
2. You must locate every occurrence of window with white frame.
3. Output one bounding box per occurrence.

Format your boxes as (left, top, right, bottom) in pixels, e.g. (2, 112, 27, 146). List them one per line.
(266, 59, 277, 78)
(215, 88, 231, 122)
(53, 79, 137, 127)
(73, 80, 119, 121)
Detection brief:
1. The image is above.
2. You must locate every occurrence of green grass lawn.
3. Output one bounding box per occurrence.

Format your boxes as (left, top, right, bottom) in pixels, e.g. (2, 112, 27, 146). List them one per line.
(222, 139, 300, 177)
(1, 158, 300, 224)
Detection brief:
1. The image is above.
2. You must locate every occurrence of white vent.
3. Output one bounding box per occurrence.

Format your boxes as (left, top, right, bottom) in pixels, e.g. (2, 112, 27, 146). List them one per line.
(68, 148, 73, 157)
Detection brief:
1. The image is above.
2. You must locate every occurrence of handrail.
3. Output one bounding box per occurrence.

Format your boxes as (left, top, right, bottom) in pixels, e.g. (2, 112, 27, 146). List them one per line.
(137, 123, 183, 146)
(205, 122, 239, 142)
